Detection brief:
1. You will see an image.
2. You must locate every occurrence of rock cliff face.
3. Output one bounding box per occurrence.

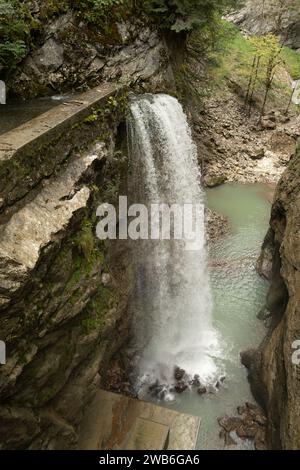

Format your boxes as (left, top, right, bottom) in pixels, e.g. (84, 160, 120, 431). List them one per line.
(247, 141, 300, 449)
(0, 87, 130, 449)
(5, 1, 174, 99)
(228, 0, 300, 49)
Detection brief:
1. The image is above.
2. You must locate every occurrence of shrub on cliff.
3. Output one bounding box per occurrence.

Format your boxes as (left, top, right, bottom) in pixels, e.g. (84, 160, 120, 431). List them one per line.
(141, 0, 243, 32)
(0, 0, 33, 68)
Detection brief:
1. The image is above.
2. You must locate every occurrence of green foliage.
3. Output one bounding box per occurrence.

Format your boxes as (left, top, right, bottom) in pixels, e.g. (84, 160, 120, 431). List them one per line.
(76, 220, 95, 260)
(141, 0, 242, 32)
(81, 287, 114, 332)
(39, 0, 69, 20)
(74, 0, 126, 29)
(206, 21, 252, 84)
(207, 21, 298, 113)
(282, 46, 300, 80)
(0, 0, 32, 67)
(74, 0, 241, 34)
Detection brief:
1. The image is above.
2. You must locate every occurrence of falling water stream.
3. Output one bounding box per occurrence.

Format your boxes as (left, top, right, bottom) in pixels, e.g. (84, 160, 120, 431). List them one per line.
(127, 93, 271, 448)
(127, 94, 223, 398)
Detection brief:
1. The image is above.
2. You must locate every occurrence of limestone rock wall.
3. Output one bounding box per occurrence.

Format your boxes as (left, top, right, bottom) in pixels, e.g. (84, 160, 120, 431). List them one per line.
(0, 86, 133, 449)
(249, 141, 300, 449)
(228, 0, 300, 49)
(5, 2, 174, 99)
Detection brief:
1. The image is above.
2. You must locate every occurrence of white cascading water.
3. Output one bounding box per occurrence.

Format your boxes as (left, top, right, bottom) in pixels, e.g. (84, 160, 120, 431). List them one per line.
(127, 94, 223, 400)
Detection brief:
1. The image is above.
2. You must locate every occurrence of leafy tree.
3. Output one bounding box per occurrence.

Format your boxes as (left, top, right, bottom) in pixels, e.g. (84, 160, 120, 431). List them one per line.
(244, 34, 283, 118)
(73, 0, 126, 27)
(0, 0, 32, 68)
(139, 0, 242, 32)
(259, 34, 282, 117)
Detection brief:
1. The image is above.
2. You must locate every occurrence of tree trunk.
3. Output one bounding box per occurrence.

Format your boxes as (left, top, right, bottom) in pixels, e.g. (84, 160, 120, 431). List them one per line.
(248, 56, 261, 117)
(245, 56, 257, 108)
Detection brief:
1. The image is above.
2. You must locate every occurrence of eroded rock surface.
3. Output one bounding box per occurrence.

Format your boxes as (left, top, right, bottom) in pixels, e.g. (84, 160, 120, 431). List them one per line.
(0, 86, 132, 450)
(246, 141, 300, 449)
(4, 5, 174, 99)
(228, 0, 300, 49)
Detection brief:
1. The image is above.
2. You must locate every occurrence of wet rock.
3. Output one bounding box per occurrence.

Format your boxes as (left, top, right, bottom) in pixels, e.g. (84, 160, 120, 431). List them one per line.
(191, 374, 201, 387)
(240, 349, 256, 369)
(203, 174, 227, 188)
(257, 306, 272, 321)
(148, 381, 168, 400)
(255, 428, 268, 451)
(236, 423, 257, 439)
(197, 386, 207, 395)
(219, 402, 268, 449)
(256, 228, 275, 280)
(175, 381, 188, 394)
(174, 367, 185, 381)
(0, 406, 40, 450)
(205, 208, 229, 244)
(218, 415, 243, 433)
(207, 384, 217, 394)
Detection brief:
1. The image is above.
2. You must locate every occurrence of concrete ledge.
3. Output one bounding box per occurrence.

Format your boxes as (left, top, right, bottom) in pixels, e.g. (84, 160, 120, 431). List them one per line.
(124, 417, 170, 450)
(0, 83, 123, 212)
(78, 390, 200, 450)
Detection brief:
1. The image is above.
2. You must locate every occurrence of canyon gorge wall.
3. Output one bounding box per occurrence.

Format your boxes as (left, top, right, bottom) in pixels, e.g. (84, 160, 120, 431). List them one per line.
(249, 140, 300, 449)
(228, 0, 300, 49)
(3, 0, 174, 99)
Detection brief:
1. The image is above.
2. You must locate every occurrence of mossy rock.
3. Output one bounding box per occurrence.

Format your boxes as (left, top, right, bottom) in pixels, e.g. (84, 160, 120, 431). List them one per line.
(203, 174, 227, 188)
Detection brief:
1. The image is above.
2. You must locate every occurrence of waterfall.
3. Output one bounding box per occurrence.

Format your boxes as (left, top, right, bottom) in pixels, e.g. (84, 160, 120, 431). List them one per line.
(127, 94, 222, 399)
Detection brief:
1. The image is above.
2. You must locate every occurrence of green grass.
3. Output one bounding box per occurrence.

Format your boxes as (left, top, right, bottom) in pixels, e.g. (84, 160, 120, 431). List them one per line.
(207, 21, 254, 85)
(207, 20, 299, 109)
(281, 47, 300, 80)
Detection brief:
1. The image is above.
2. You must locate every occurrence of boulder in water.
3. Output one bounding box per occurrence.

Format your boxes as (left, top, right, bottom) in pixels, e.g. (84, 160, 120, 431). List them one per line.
(175, 381, 188, 394)
(174, 367, 185, 381)
(191, 374, 201, 387)
(197, 386, 207, 395)
(148, 381, 168, 400)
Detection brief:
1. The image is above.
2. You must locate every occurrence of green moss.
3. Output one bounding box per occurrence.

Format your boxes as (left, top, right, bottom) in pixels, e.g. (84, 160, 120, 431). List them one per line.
(81, 286, 114, 332)
(39, 0, 69, 21)
(83, 112, 99, 124)
(75, 220, 95, 260)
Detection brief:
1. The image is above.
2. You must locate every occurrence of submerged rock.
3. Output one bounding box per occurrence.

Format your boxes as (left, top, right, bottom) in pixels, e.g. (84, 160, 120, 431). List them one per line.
(148, 381, 169, 401)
